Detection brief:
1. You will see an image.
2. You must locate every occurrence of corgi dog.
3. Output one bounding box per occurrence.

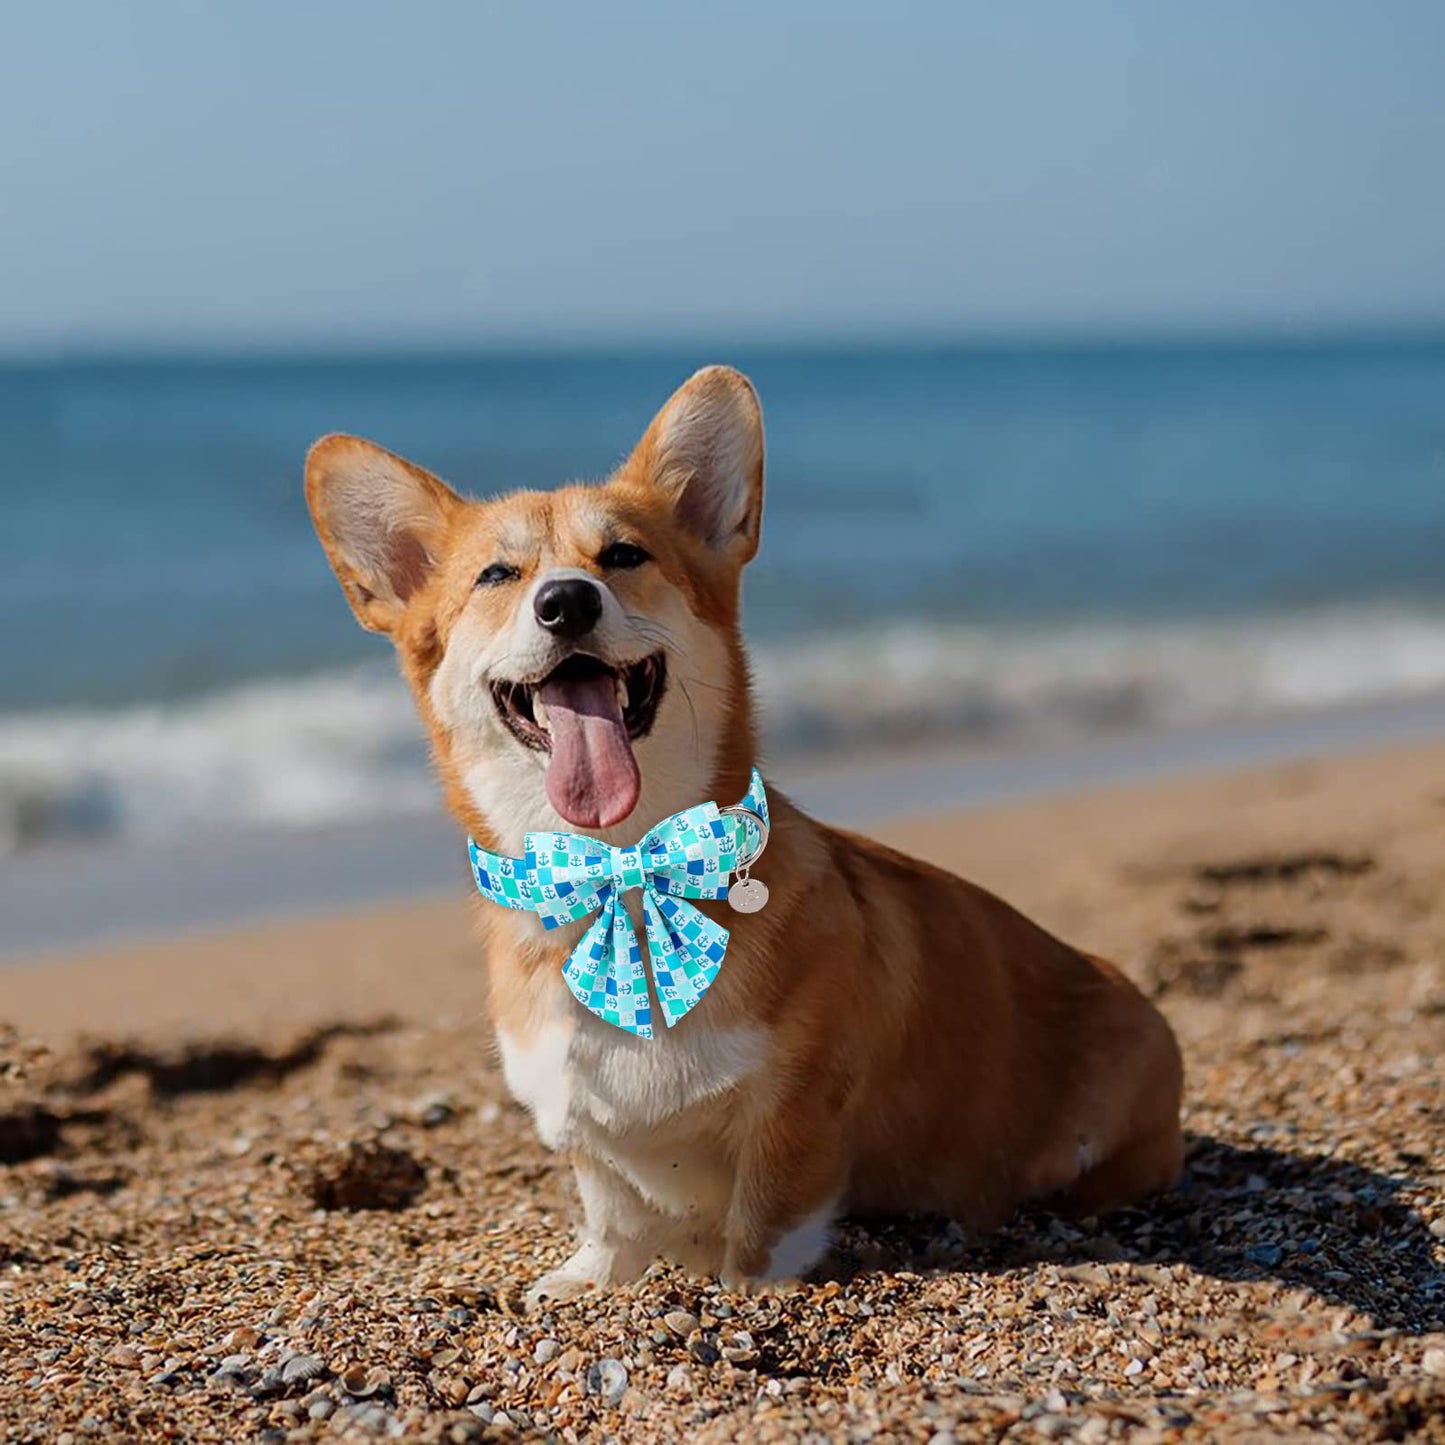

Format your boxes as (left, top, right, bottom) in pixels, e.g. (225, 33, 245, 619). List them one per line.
(305, 366, 1184, 1307)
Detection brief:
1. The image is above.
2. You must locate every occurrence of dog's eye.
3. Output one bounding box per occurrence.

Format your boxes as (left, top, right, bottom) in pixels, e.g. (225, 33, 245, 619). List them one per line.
(599, 541, 650, 570)
(476, 562, 520, 588)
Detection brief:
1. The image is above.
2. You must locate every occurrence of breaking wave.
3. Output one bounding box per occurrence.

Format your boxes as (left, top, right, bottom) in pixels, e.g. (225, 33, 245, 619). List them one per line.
(5, 603, 1445, 851)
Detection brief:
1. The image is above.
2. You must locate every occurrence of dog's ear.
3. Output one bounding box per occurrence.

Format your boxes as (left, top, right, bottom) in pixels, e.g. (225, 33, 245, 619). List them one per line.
(629, 366, 765, 565)
(305, 435, 462, 633)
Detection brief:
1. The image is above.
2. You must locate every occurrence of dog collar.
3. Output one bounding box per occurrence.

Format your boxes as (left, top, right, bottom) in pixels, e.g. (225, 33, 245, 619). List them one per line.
(467, 771, 770, 1039)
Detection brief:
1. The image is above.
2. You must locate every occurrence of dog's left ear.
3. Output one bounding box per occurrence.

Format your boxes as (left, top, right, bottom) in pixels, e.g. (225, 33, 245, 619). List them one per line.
(629, 366, 765, 565)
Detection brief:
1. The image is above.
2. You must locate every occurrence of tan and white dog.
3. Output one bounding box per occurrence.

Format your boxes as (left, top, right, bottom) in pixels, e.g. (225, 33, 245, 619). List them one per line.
(306, 366, 1184, 1307)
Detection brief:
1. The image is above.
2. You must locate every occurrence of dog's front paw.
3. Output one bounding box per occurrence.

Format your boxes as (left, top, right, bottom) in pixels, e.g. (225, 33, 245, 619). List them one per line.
(525, 1239, 628, 1311)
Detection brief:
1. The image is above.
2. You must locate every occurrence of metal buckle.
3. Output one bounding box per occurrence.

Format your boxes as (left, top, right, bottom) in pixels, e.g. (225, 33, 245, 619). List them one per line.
(717, 804, 769, 869)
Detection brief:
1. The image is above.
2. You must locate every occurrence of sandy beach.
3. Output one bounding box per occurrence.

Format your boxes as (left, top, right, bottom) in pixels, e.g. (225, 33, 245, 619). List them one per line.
(3, 739, 1444, 1441)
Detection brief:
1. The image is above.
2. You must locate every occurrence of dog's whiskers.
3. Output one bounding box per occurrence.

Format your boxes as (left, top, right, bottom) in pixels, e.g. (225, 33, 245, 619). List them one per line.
(675, 676, 703, 755)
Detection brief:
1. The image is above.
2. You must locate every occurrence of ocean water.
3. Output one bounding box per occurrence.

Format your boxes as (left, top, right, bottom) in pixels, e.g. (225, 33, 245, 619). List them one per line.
(3, 340, 1444, 849)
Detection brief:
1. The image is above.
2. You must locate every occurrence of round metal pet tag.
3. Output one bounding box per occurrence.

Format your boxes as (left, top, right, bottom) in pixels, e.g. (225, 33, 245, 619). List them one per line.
(728, 875, 770, 913)
(719, 803, 770, 915)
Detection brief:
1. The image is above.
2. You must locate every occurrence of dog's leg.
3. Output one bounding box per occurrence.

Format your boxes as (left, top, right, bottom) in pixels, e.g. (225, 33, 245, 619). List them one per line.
(1060, 1117, 1185, 1218)
(721, 1100, 846, 1285)
(526, 1156, 669, 1309)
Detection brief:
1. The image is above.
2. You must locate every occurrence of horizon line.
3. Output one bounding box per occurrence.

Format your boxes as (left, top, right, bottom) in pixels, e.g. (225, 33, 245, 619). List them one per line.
(5, 315, 1445, 369)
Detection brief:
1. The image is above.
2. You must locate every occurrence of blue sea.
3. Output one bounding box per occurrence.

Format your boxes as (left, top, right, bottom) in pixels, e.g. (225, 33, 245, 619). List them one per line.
(3, 339, 1445, 850)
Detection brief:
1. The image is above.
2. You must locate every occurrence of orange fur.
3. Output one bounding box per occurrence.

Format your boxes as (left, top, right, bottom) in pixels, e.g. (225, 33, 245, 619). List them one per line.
(306, 366, 1184, 1303)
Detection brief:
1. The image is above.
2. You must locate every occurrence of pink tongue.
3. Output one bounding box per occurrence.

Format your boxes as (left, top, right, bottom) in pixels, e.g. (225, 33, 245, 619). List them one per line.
(539, 672, 641, 829)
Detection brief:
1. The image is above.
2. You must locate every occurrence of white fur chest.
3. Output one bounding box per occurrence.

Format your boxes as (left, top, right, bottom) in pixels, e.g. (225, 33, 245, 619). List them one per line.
(495, 979, 770, 1152)
(568, 1011, 770, 1137)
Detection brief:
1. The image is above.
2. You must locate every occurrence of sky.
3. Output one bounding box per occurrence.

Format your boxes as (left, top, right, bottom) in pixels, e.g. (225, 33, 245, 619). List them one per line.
(2, 1, 1444, 352)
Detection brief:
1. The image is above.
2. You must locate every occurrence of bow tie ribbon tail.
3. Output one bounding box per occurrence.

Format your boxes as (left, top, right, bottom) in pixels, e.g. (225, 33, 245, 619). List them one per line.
(557, 882, 730, 1039)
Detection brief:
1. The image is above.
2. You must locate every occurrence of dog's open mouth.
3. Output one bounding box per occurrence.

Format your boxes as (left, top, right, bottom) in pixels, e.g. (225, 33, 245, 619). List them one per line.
(490, 653, 666, 829)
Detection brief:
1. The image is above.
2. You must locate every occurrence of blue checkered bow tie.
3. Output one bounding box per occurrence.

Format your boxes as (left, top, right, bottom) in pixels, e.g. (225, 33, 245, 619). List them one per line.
(467, 770, 769, 1039)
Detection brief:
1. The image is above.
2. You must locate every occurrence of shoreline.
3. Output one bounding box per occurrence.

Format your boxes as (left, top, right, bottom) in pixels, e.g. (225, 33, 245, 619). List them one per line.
(5, 688, 1445, 963)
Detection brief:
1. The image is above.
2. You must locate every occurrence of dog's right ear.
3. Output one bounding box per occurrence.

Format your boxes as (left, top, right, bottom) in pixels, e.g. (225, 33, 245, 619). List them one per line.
(305, 435, 462, 634)
(628, 366, 765, 566)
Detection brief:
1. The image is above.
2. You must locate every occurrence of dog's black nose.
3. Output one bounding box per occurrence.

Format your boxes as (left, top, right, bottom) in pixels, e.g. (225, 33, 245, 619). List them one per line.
(533, 577, 603, 638)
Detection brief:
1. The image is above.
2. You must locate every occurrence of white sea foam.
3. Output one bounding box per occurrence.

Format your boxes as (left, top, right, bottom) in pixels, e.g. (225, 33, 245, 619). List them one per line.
(4, 604, 1445, 851)
(752, 604, 1445, 746)
(0, 665, 435, 853)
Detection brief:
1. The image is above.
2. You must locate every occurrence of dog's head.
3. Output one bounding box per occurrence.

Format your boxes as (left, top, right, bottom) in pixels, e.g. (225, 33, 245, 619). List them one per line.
(306, 366, 764, 851)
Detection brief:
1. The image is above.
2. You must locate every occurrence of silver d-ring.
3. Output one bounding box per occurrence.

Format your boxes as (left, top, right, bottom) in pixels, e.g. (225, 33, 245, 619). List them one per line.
(718, 805, 769, 868)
